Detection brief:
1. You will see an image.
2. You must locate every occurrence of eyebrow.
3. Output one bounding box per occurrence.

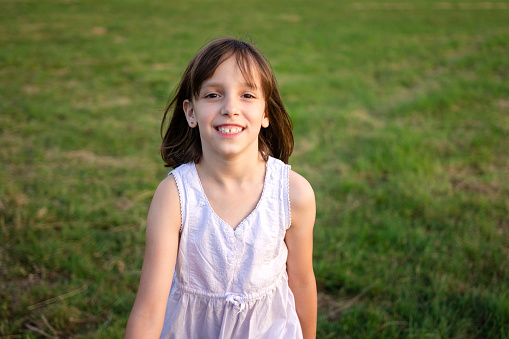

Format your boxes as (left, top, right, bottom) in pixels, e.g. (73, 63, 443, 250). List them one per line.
(200, 81, 258, 91)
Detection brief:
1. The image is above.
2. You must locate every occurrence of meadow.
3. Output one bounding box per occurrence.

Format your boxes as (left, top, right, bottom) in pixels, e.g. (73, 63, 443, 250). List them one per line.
(1, 0, 508, 337)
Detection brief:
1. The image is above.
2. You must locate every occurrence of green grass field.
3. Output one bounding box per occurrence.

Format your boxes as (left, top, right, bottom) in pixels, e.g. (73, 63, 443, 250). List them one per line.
(1, 0, 508, 337)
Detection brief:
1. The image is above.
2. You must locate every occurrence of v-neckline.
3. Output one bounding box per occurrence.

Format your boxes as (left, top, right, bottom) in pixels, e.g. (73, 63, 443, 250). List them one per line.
(192, 157, 271, 233)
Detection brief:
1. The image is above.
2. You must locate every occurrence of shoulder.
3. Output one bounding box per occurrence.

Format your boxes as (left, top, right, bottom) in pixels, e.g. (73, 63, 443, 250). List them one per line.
(154, 173, 180, 202)
(289, 170, 315, 209)
(147, 173, 182, 234)
(271, 156, 313, 199)
(289, 170, 316, 229)
(154, 163, 193, 203)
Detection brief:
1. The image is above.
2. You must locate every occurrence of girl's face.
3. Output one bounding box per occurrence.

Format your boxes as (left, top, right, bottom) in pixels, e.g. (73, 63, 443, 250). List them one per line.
(183, 56, 269, 161)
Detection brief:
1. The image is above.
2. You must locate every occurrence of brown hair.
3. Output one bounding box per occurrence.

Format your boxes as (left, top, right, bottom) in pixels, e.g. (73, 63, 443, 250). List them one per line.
(160, 37, 294, 168)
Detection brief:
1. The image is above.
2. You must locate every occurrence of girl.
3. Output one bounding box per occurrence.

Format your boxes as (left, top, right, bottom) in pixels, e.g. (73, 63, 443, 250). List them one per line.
(125, 37, 317, 338)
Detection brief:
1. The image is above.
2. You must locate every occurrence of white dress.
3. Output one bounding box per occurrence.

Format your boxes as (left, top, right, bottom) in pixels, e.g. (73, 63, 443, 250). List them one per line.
(159, 156, 303, 339)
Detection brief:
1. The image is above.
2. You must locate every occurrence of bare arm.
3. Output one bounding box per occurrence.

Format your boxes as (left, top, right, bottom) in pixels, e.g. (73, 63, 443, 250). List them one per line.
(125, 175, 181, 338)
(285, 170, 317, 339)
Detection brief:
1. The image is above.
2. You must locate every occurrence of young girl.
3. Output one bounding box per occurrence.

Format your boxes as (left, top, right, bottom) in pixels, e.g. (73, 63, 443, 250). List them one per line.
(125, 37, 317, 338)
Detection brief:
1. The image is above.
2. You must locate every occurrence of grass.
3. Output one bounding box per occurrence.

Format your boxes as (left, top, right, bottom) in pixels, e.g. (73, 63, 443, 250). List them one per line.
(1, 0, 508, 337)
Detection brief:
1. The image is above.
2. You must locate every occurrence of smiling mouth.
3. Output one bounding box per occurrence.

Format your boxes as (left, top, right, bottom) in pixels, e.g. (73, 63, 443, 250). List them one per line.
(217, 126, 243, 134)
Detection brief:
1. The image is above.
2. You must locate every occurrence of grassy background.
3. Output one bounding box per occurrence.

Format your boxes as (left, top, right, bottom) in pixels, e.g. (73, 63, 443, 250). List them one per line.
(1, 0, 508, 337)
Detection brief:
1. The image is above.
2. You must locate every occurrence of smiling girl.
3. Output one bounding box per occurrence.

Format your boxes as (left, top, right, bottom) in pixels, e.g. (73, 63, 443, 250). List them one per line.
(125, 37, 317, 339)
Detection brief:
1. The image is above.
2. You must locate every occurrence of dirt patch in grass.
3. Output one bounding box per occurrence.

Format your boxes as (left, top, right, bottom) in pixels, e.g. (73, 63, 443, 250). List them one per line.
(451, 178, 499, 196)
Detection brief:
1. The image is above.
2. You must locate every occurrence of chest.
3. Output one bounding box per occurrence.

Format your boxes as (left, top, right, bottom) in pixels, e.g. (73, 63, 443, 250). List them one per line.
(202, 181, 264, 230)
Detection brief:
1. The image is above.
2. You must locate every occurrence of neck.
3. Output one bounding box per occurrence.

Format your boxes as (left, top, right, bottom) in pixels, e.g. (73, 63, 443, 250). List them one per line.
(197, 150, 267, 185)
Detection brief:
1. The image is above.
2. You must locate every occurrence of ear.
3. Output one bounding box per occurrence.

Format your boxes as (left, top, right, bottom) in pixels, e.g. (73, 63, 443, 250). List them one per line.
(261, 111, 269, 128)
(183, 99, 197, 128)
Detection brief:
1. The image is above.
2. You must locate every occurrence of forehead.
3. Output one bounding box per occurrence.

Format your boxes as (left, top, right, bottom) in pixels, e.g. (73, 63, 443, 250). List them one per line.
(203, 54, 262, 89)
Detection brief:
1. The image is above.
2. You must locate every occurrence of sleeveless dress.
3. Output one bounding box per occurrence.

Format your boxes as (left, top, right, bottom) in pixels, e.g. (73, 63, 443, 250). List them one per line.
(159, 156, 303, 339)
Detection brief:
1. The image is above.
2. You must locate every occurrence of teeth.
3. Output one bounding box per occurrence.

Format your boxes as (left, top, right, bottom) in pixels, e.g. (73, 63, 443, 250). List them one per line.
(218, 127, 242, 134)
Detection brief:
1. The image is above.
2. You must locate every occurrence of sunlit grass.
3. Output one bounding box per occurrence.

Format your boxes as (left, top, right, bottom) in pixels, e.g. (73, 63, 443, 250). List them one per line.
(1, 0, 508, 337)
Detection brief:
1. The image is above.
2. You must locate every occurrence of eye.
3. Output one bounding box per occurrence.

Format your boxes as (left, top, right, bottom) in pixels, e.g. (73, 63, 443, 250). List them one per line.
(242, 93, 255, 99)
(204, 93, 219, 99)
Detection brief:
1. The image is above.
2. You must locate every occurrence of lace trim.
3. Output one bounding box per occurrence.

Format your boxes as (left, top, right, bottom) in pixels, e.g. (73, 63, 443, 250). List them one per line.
(286, 164, 292, 230)
(169, 171, 184, 233)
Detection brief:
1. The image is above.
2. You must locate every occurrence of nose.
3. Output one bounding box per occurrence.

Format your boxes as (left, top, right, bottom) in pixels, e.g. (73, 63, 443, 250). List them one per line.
(220, 95, 240, 116)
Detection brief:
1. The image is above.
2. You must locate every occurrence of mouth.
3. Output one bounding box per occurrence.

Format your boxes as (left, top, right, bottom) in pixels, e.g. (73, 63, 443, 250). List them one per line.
(216, 125, 244, 135)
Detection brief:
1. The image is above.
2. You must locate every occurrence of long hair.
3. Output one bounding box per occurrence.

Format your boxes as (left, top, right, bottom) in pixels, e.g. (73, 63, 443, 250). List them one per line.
(160, 37, 294, 168)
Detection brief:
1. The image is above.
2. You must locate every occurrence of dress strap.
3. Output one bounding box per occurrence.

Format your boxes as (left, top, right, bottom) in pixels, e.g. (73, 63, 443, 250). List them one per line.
(265, 157, 291, 230)
(168, 164, 189, 233)
(282, 161, 291, 230)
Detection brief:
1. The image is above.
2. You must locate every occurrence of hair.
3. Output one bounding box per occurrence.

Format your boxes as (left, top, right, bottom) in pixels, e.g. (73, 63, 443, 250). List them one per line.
(160, 37, 294, 168)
